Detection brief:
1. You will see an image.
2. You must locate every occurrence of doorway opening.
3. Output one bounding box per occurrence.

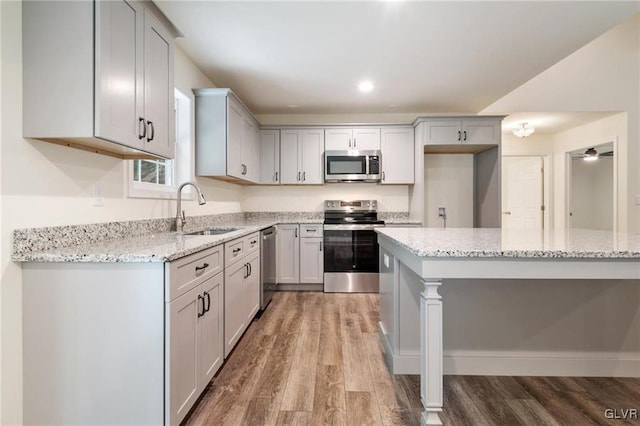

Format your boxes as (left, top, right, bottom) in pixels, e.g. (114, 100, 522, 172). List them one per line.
(501, 155, 551, 230)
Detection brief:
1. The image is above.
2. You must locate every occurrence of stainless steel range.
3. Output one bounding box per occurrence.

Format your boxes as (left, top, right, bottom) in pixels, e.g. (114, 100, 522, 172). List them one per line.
(323, 200, 384, 293)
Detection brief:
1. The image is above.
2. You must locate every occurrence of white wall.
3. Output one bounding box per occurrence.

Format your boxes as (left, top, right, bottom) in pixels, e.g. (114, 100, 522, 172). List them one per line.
(0, 3, 242, 423)
(423, 155, 474, 227)
(241, 184, 408, 212)
(570, 156, 614, 230)
(483, 13, 639, 233)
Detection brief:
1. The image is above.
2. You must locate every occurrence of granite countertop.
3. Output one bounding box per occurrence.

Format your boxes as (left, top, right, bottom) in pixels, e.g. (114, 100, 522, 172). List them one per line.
(376, 227, 640, 259)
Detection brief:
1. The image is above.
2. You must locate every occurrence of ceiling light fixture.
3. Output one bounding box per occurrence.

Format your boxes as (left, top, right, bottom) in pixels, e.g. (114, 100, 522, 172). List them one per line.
(513, 122, 535, 138)
(358, 80, 374, 93)
(583, 147, 599, 162)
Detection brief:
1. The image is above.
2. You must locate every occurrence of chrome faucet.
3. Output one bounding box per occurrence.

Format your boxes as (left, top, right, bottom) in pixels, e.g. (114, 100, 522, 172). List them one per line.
(176, 181, 206, 232)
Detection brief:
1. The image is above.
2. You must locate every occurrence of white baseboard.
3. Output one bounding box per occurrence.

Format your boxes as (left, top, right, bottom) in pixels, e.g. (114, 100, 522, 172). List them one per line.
(443, 350, 640, 377)
(379, 346, 640, 377)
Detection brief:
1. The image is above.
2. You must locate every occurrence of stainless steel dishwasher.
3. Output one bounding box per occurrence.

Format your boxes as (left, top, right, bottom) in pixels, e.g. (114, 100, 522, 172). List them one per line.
(260, 227, 277, 310)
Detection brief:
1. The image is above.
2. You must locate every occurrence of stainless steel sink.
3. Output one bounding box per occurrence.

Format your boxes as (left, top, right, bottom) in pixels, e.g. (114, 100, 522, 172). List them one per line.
(186, 228, 239, 236)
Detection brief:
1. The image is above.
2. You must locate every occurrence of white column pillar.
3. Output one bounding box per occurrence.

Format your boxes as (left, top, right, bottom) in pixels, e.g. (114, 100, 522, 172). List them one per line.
(420, 280, 443, 425)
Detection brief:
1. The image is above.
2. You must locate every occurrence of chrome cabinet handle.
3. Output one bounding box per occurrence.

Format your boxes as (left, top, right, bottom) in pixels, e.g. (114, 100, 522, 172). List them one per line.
(302, 171, 306, 182)
(138, 117, 146, 140)
(275, 171, 278, 182)
(353, 138, 356, 147)
(147, 121, 154, 142)
(195, 262, 209, 272)
(297, 171, 301, 181)
(294, 228, 298, 238)
(348, 138, 351, 148)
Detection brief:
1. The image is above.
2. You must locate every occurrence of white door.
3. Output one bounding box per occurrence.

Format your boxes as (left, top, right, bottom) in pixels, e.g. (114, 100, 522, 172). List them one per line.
(224, 261, 246, 357)
(143, 11, 173, 158)
(352, 128, 381, 150)
(276, 225, 300, 284)
(424, 120, 462, 145)
(325, 128, 353, 150)
(502, 157, 543, 229)
(95, 0, 144, 150)
(259, 130, 280, 184)
(280, 130, 301, 184)
(301, 129, 324, 184)
(299, 237, 323, 283)
(227, 99, 244, 179)
(244, 253, 261, 323)
(381, 127, 414, 184)
(198, 273, 223, 392)
(167, 285, 200, 426)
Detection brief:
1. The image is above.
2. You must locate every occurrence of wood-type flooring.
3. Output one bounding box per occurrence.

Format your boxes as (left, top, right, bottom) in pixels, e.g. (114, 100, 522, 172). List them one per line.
(184, 291, 640, 425)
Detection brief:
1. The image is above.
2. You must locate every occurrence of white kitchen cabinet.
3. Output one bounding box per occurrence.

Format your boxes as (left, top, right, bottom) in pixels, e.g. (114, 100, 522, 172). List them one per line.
(223, 233, 261, 357)
(279, 129, 324, 185)
(423, 117, 501, 149)
(277, 224, 300, 283)
(259, 130, 281, 184)
(380, 127, 415, 184)
(23, 0, 177, 159)
(198, 272, 224, 391)
(325, 127, 381, 150)
(300, 237, 324, 283)
(193, 89, 260, 183)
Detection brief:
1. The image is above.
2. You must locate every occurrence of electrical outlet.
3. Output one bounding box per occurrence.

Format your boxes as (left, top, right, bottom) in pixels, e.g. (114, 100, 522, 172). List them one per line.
(437, 207, 446, 218)
(93, 183, 104, 207)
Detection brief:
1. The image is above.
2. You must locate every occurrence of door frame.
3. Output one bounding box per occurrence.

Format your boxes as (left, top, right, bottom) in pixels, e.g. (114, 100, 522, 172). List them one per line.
(565, 137, 618, 233)
(501, 154, 552, 231)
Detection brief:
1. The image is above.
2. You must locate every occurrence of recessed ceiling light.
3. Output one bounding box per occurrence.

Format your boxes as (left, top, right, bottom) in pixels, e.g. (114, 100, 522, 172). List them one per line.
(287, 104, 299, 108)
(388, 104, 398, 108)
(358, 80, 374, 93)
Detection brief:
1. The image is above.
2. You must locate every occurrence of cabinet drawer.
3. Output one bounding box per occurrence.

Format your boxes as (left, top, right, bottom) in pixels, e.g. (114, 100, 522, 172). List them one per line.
(166, 245, 223, 302)
(243, 232, 260, 255)
(224, 238, 245, 266)
(300, 224, 323, 238)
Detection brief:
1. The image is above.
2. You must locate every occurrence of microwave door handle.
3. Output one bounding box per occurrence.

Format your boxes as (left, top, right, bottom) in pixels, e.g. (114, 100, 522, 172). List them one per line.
(365, 155, 370, 175)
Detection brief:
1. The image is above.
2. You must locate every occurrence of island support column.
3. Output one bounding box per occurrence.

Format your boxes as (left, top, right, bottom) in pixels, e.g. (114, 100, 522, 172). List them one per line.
(420, 279, 443, 425)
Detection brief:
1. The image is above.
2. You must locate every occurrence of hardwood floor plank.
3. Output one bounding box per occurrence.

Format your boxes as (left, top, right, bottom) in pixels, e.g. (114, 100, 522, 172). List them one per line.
(318, 296, 343, 366)
(310, 364, 347, 426)
(346, 391, 383, 426)
(276, 411, 312, 425)
(342, 314, 375, 392)
(507, 399, 562, 426)
(280, 317, 322, 411)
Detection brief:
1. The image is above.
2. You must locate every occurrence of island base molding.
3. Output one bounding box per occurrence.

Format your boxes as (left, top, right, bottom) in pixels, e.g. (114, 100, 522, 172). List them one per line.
(380, 347, 640, 377)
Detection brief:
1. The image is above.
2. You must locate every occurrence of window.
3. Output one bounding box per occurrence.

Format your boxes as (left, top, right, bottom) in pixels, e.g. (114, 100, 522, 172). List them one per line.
(128, 89, 192, 199)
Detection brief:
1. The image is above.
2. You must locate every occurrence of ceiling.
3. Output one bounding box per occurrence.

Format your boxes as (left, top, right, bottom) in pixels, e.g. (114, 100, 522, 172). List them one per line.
(502, 111, 619, 135)
(156, 1, 639, 115)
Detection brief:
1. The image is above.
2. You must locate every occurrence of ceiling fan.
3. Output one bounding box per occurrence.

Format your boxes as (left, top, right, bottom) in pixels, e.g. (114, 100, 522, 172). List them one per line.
(573, 147, 614, 161)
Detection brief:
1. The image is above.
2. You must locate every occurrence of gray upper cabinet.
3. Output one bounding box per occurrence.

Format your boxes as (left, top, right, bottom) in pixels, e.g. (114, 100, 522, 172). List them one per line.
(279, 129, 324, 185)
(259, 130, 280, 184)
(423, 117, 502, 153)
(380, 127, 414, 184)
(325, 127, 381, 151)
(23, 0, 177, 159)
(193, 89, 260, 183)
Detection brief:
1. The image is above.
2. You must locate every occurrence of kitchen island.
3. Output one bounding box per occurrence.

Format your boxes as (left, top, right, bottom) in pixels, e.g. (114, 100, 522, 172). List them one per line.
(375, 227, 640, 425)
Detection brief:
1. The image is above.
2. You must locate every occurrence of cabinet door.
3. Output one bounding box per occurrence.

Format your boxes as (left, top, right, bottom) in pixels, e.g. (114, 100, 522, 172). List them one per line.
(241, 117, 259, 182)
(244, 253, 261, 323)
(300, 129, 324, 184)
(249, 124, 261, 182)
(280, 130, 301, 184)
(381, 127, 414, 184)
(259, 130, 280, 184)
(325, 128, 353, 150)
(227, 99, 244, 179)
(462, 119, 501, 145)
(224, 261, 246, 357)
(300, 237, 324, 283)
(95, 0, 144, 150)
(424, 120, 462, 145)
(167, 285, 201, 426)
(142, 11, 174, 158)
(352, 128, 381, 150)
(276, 225, 300, 284)
(199, 272, 223, 392)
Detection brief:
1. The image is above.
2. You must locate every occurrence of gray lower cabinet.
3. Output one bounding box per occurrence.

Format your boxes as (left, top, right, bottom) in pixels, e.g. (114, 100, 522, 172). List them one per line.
(22, 244, 226, 426)
(223, 233, 261, 357)
(299, 237, 323, 283)
(277, 224, 323, 285)
(276, 224, 300, 283)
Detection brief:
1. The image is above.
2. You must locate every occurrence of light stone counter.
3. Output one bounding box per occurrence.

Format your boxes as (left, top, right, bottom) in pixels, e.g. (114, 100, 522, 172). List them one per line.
(376, 227, 640, 258)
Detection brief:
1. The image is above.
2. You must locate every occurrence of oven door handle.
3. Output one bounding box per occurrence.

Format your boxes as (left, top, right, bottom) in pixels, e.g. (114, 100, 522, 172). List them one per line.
(323, 224, 384, 231)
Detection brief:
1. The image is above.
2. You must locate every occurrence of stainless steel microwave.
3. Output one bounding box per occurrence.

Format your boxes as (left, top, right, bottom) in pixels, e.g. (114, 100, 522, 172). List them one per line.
(324, 150, 381, 183)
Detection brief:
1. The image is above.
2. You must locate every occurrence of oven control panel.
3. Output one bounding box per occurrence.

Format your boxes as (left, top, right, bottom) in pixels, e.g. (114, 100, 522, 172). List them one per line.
(324, 200, 378, 211)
